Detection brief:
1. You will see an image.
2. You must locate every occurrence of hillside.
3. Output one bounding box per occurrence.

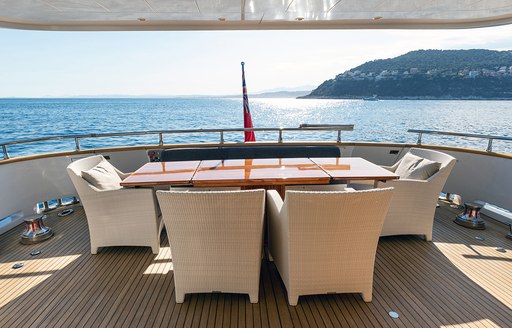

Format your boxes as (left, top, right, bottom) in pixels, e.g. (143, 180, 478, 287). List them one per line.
(302, 49, 512, 99)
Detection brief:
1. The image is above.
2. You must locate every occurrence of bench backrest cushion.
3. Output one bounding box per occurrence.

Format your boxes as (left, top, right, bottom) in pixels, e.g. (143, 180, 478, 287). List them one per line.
(160, 146, 341, 162)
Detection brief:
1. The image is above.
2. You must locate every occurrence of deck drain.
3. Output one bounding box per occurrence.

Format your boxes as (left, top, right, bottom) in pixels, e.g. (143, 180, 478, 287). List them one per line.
(30, 250, 41, 256)
(475, 236, 485, 241)
(496, 247, 506, 253)
(388, 311, 399, 319)
(12, 263, 24, 269)
(58, 208, 74, 217)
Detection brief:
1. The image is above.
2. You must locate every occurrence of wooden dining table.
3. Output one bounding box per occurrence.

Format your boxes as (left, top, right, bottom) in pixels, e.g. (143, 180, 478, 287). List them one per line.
(120, 157, 399, 190)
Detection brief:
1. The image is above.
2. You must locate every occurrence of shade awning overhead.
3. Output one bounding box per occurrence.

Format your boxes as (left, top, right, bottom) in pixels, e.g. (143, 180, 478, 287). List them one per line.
(2, 0, 512, 31)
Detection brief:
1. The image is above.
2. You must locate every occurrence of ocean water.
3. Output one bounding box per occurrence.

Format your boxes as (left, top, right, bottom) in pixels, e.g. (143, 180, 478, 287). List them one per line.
(0, 98, 511, 157)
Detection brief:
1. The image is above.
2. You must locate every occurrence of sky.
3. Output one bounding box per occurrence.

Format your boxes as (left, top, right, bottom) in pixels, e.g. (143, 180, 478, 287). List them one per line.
(1, 24, 512, 97)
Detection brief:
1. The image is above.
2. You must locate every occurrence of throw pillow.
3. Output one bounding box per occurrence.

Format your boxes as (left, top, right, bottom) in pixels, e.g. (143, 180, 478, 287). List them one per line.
(395, 153, 424, 178)
(395, 153, 441, 180)
(81, 158, 122, 190)
(405, 157, 441, 180)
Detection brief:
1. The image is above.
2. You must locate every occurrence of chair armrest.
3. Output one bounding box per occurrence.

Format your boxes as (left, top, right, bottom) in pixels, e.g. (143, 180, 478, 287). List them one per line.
(381, 165, 394, 172)
(377, 178, 436, 207)
(266, 190, 284, 215)
(87, 187, 158, 213)
(114, 168, 132, 180)
(266, 189, 289, 284)
(381, 157, 402, 173)
(378, 178, 428, 188)
(118, 172, 132, 180)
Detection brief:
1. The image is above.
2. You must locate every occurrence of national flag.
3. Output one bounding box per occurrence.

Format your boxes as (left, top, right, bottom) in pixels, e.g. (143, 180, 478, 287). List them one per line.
(241, 62, 256, 142)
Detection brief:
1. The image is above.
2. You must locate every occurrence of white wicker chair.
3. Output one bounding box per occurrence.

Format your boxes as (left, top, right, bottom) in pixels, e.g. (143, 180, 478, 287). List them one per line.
(267, 188, 394, 306)
(67, 155, 162, 254)
(156, 189, 265, 303)
(374, 148, 456, 241)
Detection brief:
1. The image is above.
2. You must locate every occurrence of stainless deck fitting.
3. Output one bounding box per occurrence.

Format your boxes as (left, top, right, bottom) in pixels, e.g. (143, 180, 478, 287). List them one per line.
(455, 202, 486, 230)
(57, 208, 74, 217)
(21, 214, 53, 244)
(42, 200, 58, 212)
(12, 263, 24, 269)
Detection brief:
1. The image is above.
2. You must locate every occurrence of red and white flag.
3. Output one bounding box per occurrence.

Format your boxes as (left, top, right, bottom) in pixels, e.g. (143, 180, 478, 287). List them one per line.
(241, 62, 256, 142)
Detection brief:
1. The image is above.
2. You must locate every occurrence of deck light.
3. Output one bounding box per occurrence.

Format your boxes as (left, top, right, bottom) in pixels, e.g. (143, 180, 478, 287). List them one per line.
(373, 16, 383, 20)
(138, 18, 146, 22)
(12, 263, 24, 269)
(296, 17, 304, 21)
(218, 17, 226, 21)
(30, 250, 41, 256)
(388, 311, 399, 319)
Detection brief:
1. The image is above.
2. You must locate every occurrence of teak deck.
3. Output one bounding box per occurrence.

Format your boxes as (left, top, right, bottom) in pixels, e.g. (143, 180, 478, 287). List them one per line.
(0, 204, 511, 327)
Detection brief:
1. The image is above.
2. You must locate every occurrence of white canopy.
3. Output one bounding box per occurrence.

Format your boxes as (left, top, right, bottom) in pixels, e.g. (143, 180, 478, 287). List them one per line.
(1, 0, 512, 31)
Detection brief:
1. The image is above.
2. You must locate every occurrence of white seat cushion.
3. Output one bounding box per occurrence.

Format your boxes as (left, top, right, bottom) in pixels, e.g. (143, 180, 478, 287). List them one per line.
(395, 153, 441, 180)
(81, 158, 122, 190)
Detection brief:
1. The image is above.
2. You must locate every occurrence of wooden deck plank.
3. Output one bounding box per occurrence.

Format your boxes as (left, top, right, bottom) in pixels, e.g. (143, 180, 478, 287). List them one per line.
(257, 269, 269, 328)
(374, 250, 453, 327)
(244, 295, 254, 328)
(298, 298, 320, 328)
(380, 239, 494, 328)
(0, 204, 511, 328)
(49, 248, 137, 328)
(0, 226, 87, 322)
(260, 261, 281, 327)
(197, 294, 212, 328)
(0, 208, 87, 309)
(156, 275, 177, 328)
(267, 261, 294, 327)
(203, 293, 218, 328)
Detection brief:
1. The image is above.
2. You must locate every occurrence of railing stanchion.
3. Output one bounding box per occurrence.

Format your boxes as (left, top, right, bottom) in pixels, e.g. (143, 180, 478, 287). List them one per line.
(220, 131, 224, 144)
(417, 133, 422, 145)
(2, 145, 9, 159)
(278, 129, 283, 143)
(159, 133, 164, 146)
(74, 137, 80, 151)
(487, 138, 493, 152)
(337, 130, 342, 143)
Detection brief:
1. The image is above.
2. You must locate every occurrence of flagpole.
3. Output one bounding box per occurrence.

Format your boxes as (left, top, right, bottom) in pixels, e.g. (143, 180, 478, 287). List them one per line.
(241, 62, 256, 142)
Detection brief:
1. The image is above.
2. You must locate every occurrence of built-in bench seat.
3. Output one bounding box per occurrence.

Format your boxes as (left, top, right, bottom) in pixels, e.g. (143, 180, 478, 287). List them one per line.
(159, 145, 341, 162)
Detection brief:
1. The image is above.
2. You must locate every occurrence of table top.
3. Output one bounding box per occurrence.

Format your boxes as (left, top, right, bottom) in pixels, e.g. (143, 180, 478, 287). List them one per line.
(311, 157, 401, 181)
(120, 161, 200, 187)
(193, 158, 330, 187)
(120, 157, 399, 187)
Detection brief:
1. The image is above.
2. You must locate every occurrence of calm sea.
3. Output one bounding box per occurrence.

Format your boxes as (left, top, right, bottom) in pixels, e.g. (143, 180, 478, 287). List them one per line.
(0, 98, 511, 157)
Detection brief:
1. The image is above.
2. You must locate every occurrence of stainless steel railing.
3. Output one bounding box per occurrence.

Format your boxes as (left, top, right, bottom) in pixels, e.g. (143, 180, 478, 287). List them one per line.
(0, 125, 354, 160)
(408, 129, 512, 152)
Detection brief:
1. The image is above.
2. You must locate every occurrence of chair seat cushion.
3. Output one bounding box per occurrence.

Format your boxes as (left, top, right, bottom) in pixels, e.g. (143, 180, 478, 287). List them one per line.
(81, 158, 122, 190)
(395, 153, 441, 180)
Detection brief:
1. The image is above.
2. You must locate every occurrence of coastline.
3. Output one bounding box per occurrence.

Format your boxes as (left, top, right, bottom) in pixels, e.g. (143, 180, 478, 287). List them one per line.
(298, 95, 512, 100)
